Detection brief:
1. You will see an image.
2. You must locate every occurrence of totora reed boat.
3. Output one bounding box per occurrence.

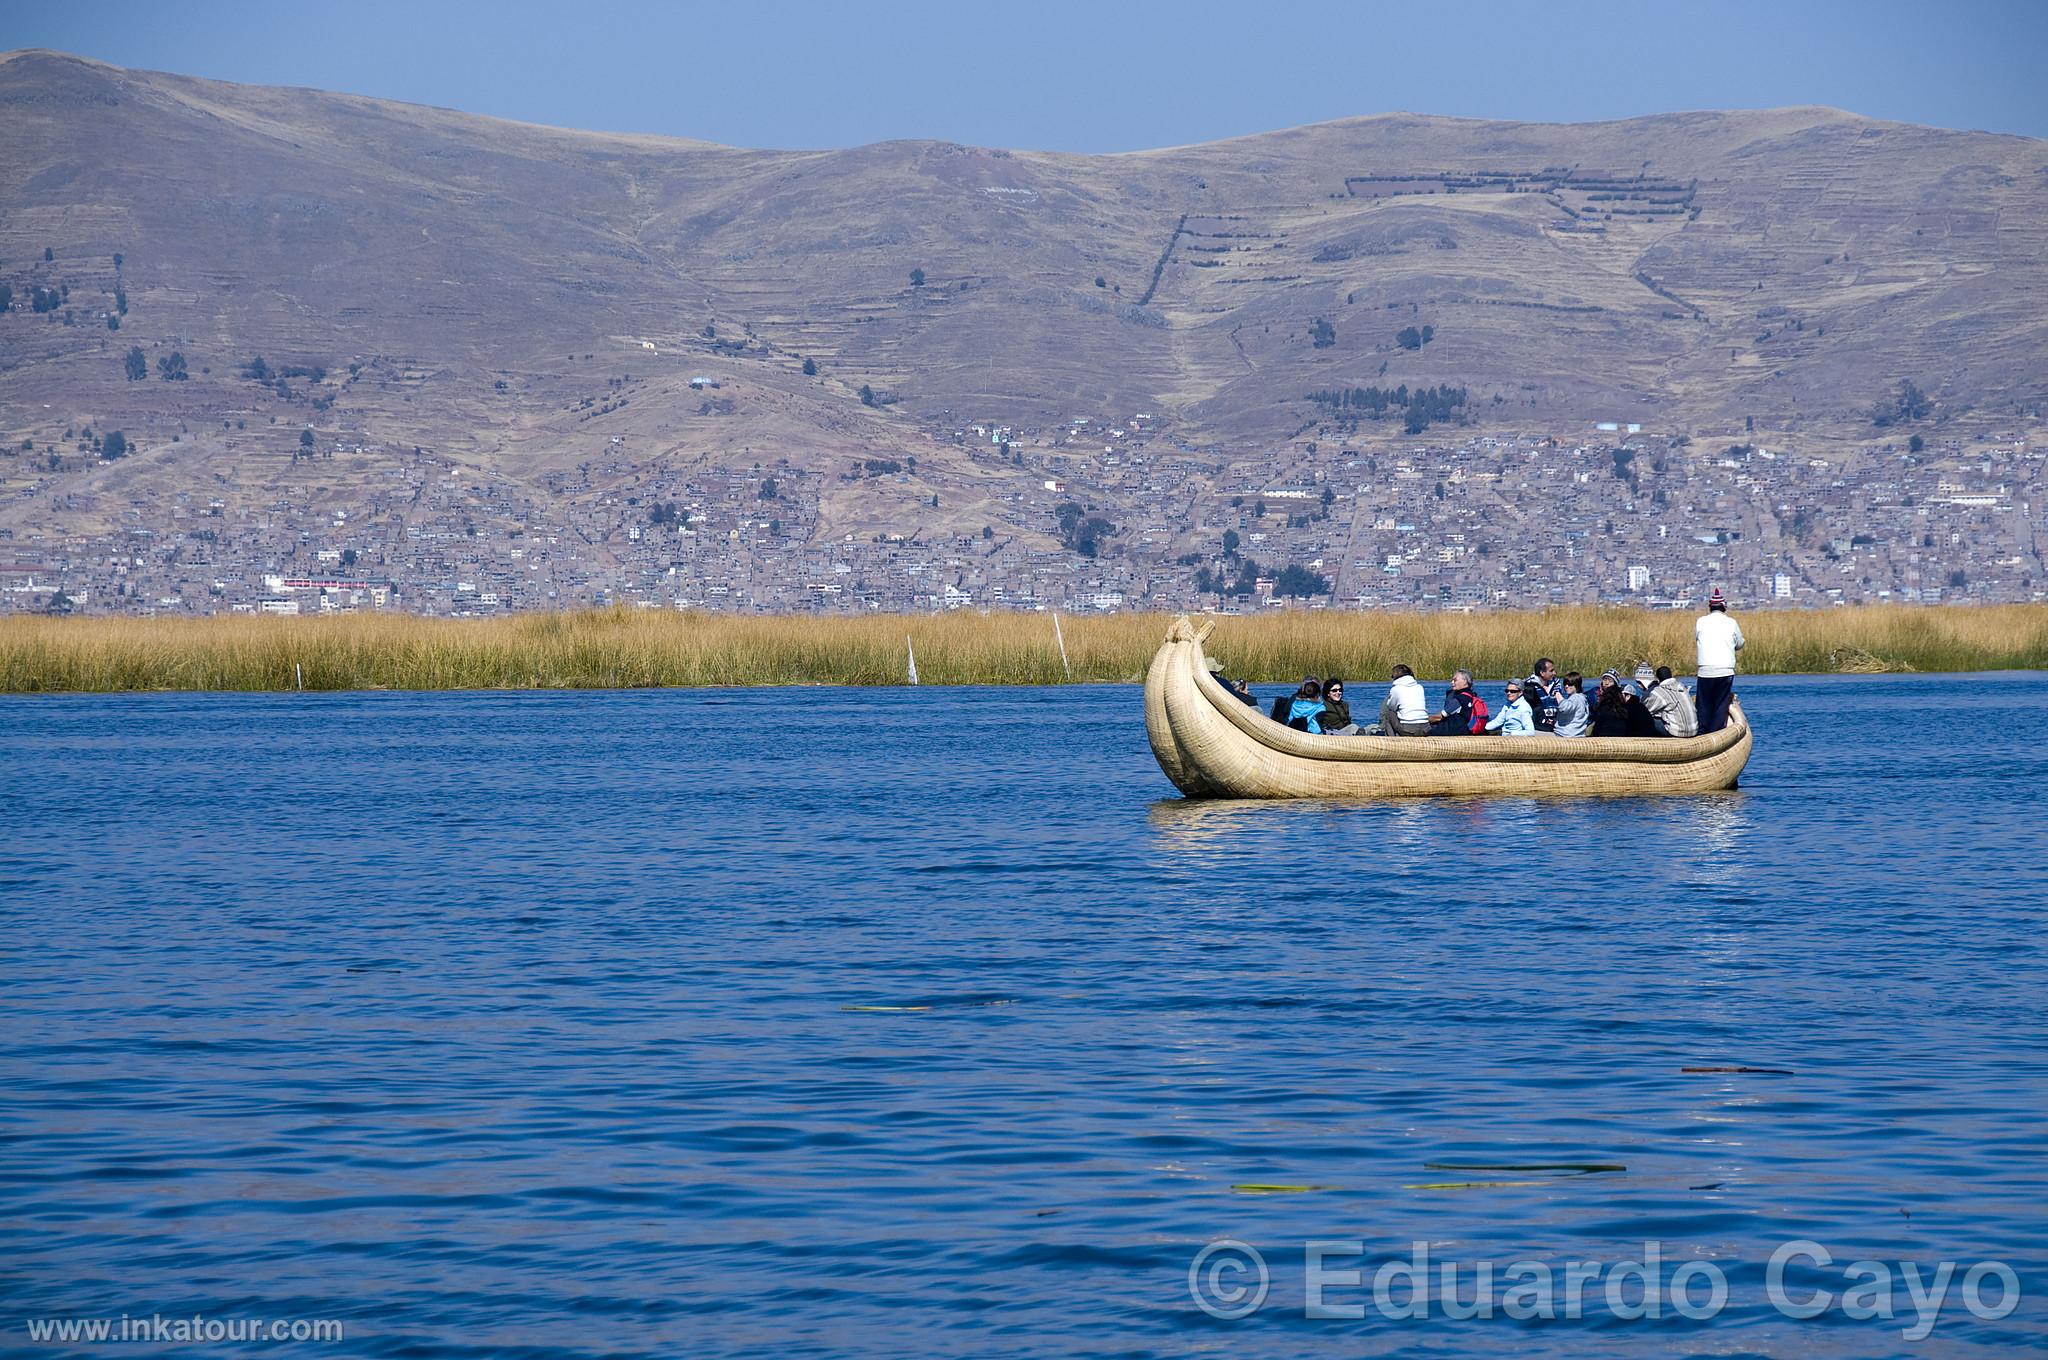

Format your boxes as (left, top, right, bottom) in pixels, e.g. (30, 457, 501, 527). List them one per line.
(1144, 616, 1753, 799)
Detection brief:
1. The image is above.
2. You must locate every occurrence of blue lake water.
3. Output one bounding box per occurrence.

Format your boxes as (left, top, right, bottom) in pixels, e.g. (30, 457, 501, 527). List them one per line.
(3, 673, 2045, 1357)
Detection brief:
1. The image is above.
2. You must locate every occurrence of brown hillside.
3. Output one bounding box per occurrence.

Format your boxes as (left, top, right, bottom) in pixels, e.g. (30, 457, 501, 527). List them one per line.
(1, 51, 2044, 595)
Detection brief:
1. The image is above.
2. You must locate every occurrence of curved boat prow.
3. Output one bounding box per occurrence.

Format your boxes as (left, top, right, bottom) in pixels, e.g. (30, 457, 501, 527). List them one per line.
(1142, 615, 1752, 800)
(1142, 615, 1220, 796)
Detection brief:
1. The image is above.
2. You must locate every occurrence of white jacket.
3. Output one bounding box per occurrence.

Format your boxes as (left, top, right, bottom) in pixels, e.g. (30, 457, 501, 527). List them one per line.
(1386, 673, 1429, 723)
(1695, 611, 1745, 678)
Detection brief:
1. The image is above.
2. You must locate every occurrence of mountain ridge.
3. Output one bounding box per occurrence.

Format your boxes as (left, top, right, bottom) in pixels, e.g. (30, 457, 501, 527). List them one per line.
(2, 51, 2044, 613)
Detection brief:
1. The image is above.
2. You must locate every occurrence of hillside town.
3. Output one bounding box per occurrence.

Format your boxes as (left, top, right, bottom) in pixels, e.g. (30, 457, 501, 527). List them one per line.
(2, 405, 2041, 616)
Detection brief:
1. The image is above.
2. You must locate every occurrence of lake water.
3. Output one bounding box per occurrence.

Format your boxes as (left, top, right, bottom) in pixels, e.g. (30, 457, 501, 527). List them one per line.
(3, 673, 2044, 1357)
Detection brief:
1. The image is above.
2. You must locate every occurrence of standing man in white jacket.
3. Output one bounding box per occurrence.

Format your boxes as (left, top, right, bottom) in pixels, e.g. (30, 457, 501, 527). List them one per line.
(1694, 587, 1745, 733)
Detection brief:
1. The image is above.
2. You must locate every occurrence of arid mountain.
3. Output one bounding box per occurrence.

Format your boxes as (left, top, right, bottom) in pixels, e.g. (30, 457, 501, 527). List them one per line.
(2, 50, 2045, 612)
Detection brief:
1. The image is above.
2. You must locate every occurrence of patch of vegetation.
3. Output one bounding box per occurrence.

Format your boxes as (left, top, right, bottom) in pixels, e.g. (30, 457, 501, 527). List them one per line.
(1307, 383, 1468, 434)
(1871, 379, 1931, 427)
(1055, 502, 1115, 558)
(124, 346, 147, 381)
(1396, 323, 1435, 350)
(1194, 559, 1331, 599)
(156, 351, 188, 381)
(1308, 317, 1336, 349)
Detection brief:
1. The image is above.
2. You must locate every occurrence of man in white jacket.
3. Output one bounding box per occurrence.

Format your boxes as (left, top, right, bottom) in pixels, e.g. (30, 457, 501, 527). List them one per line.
(1378, 664, 1432, 736)
(1694, 587, 1745, 733)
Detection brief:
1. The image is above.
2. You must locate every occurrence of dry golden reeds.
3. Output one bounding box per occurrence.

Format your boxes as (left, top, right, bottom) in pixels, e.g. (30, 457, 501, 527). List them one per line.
(0, 603, 2042, 692)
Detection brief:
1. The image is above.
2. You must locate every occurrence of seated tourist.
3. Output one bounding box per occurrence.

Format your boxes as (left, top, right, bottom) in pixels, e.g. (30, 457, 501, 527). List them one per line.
(1206, 657, 1260, 707)
(1523, 657, 1563, 732)
(1271, 675, 1318, 724)
(1286, 679, 1328, 733)
(1428, 669, 1487, 735)
(1642, 665, 1699, 737)
(1318, 678, 1360, 734)
(1483, 679, 1536, 735)
(1589, 669, 1658, 737)
(1378, 664, 1432, 736)
(1552, 671, 1590, 738)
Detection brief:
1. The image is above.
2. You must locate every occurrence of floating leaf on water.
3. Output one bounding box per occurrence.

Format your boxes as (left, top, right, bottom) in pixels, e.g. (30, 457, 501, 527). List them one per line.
(1406, 1180, 1552, 1191)
(1682, 1065, 1793, 1075)
(1231, 1183, 1335, 1195)
(1690, 1182, 1726, 1191)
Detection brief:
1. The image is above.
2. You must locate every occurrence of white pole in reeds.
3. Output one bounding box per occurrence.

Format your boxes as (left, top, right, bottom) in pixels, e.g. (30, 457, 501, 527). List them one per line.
(1052, 611, 1071, 681)
(906, 635, 920, 685)
(294, 662, 304, 690)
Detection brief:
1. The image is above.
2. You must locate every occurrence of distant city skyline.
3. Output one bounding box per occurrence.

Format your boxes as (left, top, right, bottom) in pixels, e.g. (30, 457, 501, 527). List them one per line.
(4, 0, 2045, 150)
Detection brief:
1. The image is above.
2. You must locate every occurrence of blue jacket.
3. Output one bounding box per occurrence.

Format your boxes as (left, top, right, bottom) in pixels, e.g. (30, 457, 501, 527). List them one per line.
(1287, 698, 1328, 734)
(1485, 696, 1536, 735)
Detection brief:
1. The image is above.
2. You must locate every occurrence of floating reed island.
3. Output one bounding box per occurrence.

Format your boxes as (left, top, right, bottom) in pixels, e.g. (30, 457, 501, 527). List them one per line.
(0, 604, 2044, 692)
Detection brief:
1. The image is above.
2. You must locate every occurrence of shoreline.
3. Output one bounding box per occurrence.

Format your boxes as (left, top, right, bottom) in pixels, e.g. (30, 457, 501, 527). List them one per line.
(3, 604, 2045, 693)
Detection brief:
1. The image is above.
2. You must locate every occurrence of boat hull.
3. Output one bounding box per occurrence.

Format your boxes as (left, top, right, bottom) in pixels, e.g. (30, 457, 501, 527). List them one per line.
(1145, 616, 1752, 799)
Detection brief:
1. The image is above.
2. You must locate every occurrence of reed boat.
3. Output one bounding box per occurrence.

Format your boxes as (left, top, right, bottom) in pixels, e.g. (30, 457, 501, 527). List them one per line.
(1144, 616, 1752, 799)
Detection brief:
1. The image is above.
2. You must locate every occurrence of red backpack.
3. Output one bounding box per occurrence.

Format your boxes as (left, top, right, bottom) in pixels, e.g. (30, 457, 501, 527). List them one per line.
(1465, 694, 1490, 734)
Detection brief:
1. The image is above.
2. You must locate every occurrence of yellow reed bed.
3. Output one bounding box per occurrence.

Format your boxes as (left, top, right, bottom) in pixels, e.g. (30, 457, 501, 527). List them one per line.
(0, 604, 2043, 692)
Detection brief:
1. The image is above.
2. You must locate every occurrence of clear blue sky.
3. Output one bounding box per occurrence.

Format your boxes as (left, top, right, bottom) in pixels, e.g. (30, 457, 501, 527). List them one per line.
(4, 0, 2044, 150)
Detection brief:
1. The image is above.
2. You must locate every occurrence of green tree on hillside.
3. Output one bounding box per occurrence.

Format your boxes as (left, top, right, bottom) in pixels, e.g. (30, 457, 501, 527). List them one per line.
(102, 431, 127, 459)
(909, 269, 925, 288)
(1871, 379, 1931, 427)
(1309, 317, 1336, 348)
(124, 346, 147, 381)
(801, 357, 817, 376)
(156, 351, 188, 381)
(859, 384, 876, 407)
(1273, 564, 1331, 598)
(0, 283, 11, 313)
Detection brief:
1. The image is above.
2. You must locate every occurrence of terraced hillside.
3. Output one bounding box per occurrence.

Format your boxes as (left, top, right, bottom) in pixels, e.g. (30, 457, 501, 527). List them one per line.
(1, 49, 2044, 605)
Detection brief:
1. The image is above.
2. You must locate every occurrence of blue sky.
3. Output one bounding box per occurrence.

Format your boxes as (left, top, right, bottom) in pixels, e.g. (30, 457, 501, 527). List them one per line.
(4, 0, 2044, 150)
